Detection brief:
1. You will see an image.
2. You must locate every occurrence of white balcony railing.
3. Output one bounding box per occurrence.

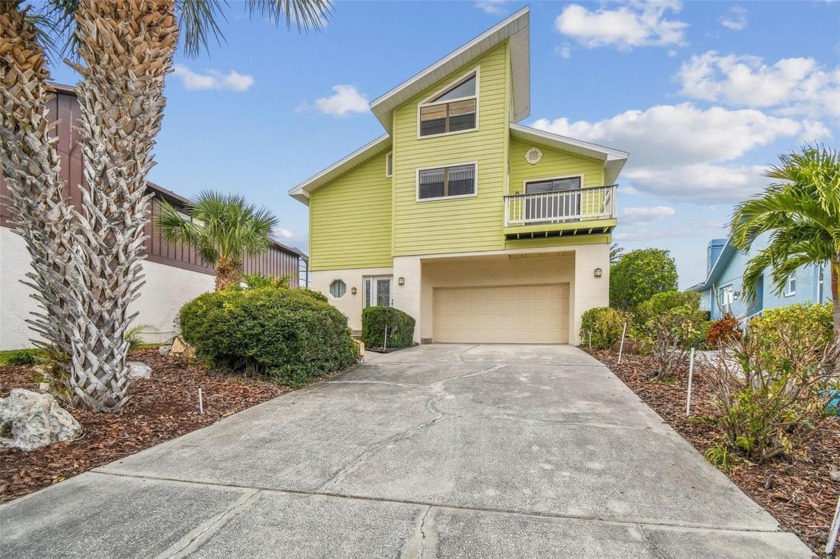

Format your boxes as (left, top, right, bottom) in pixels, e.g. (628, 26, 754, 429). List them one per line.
(504, 185, 617, 227)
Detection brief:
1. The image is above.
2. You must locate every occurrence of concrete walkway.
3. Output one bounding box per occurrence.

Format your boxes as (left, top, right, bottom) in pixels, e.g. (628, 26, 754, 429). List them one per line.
(0, 345, 812, 558)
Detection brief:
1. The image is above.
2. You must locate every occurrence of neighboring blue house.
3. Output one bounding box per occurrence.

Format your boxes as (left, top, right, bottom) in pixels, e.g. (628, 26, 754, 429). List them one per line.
(691, 235, 831, 321)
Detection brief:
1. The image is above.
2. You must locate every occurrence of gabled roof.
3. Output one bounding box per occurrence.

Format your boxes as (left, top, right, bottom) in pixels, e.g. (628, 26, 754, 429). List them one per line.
(690, 237, 736, 292)
(510, 124, 629, 185)
(288, 135, 392, 204)
(370, 7, 530, 132)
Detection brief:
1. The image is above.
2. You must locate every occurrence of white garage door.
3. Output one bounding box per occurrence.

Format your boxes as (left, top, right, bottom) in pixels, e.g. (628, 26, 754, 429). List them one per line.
(434, 284, 570, 344)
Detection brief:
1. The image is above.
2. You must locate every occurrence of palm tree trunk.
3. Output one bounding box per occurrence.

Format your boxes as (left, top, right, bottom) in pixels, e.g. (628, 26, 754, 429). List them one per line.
(215, 257, 243, 291)
(832, 259, 840, 334)
(67, 0, 179, 411)
(0, 1, 77, 358)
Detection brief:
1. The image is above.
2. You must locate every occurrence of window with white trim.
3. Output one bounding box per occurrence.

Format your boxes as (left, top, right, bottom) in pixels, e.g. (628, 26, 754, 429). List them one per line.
(419, 73, 477, 137)
(329, 280, 346, 298)
(418, 164, 476, 200)
(364, 276, 392, 307)
(784, 272, 796, 296)
(719, 285, 734, 310)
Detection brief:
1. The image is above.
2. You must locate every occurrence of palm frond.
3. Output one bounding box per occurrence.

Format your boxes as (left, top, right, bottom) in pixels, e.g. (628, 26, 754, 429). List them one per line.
(249, 0, 332, 32)
(177, 0, 227, 59)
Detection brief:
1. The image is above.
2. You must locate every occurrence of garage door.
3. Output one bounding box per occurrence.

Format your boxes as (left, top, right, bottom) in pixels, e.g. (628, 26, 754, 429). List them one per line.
(434, 284, 570, 344)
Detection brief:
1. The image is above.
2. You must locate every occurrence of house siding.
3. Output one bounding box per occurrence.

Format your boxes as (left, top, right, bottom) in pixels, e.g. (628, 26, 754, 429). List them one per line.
(508, 137, 605, 192)
(309, 149, 393, 271)
(392, 43, 509, 257)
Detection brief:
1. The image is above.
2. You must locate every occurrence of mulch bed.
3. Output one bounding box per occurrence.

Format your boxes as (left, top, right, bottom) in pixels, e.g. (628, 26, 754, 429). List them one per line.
(587, 348, 840, 557)
(0, 349, 289, 505)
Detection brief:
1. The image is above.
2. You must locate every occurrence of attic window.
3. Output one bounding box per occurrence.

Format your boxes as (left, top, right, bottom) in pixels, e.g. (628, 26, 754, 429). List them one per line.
(419, 73, 477, 137)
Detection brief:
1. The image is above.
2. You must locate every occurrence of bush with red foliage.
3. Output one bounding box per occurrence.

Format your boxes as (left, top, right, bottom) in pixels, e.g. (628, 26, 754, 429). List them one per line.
(707, 314, 742, 346)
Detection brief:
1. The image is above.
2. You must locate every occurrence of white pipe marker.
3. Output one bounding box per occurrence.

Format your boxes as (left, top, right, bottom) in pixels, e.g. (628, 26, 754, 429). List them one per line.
(827, 492, 840, 555)
(617, 321, 627, 365)
(686, 347, 695, 417)
(198, 388, 204, 415)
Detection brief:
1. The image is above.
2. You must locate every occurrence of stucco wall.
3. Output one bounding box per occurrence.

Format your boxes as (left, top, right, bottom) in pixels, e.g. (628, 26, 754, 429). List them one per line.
(0, 227, 214, 349)
(310, 267, 395, 333)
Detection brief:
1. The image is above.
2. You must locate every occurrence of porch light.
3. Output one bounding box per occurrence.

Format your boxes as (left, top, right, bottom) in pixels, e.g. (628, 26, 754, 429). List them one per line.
(351, 287, 357, 295)
(398, 277, 405, 286)
(734, 291, 740, 301)
(594, 268, 602, 278)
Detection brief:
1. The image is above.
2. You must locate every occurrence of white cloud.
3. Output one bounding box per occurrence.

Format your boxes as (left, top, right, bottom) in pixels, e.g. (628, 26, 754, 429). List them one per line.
(555, 0, 688, 51)
(532, 103, 830, 202)
(618, 185, 641, 195)
(275, 227, 294, 240)
(172, 65, 254, 92)
(475, 0, 509, 15)
(619, 205, 675, 224)
(677, 52, 840, 118)
(555, 44, 572, 59)
(720, 5, 747, 31)
(301, 85, 369, 116)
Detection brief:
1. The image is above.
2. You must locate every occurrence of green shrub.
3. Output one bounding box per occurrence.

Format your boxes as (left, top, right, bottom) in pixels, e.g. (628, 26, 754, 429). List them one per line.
(179, 287, 359, 387)
(0, 349, 41, 366)
(637, 291, 707, 379)
(580, 307, 629, 349)
(706, 322, 839, 463)
(748, 303, 833, 358)
(297, 288, 328, 303)
(634, 291, 700, 328)
(361, 306, 416, 350)
(241, 273, 290, 290)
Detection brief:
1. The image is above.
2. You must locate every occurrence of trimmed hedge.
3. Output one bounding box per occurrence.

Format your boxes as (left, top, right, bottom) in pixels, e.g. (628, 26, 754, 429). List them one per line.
(179, 287, 358, 387)
(362, 306, 415, 349)
(580, 307, 628, 349)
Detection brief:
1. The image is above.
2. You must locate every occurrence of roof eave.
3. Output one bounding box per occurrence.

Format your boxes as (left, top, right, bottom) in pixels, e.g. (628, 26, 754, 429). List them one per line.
(369, 7, 530, 132)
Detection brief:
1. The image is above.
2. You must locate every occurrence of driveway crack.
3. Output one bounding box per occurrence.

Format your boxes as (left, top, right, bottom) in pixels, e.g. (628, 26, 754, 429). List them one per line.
(402, 505, 438, 559)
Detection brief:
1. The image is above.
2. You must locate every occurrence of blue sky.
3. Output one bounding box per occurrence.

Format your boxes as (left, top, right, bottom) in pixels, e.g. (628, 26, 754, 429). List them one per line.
(46, 0, 840, 288)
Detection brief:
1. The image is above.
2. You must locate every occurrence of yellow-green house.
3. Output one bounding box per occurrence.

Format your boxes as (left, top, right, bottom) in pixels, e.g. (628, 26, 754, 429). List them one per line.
(289, 8, 628, 345)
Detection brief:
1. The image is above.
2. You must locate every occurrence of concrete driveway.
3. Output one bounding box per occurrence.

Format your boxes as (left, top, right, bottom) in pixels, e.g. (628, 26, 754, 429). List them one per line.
(0, 345, 811, 558)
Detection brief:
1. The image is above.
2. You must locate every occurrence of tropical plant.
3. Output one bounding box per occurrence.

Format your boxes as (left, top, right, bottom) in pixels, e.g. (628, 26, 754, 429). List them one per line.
(706, 323, 840, 463)
(1, 0, 330, 411)
(609, 242, 624, 264)
(609, 248, 678, 312)
(159, 192, 280, 291)
(0, 2, 76, 360)
(637, 291, 707, 379)
(707, 314, 742, 347)
(730, 144, 840, 333)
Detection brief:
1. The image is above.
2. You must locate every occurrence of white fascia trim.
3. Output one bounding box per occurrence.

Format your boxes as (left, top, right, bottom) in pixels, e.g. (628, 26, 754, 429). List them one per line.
(510, 123, 629, 162)
(370, 7, 530, 130)
(288, 134, 392, 203)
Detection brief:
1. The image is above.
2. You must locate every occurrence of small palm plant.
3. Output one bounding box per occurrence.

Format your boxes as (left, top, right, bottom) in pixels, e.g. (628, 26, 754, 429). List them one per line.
(159, 191, 280, 291)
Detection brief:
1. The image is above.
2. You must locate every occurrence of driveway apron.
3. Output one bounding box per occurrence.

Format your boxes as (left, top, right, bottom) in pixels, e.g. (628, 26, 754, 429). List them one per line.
(0, 345, 812, 558)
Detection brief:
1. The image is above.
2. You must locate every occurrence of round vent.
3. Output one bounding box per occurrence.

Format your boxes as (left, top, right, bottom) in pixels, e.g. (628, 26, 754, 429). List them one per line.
(525, 147, 542, 165)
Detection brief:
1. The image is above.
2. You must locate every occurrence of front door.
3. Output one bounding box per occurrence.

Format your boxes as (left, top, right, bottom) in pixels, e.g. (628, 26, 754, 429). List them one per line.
(365, 276, 393, 307)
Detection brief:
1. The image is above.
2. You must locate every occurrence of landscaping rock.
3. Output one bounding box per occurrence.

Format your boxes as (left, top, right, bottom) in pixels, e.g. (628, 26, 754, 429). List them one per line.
(158, 345, 171, 357)
(0, 389, 81, 451)
(127, 362, 152, 380)
(169, 336, 196, 360)
(830, 469, 840, 483)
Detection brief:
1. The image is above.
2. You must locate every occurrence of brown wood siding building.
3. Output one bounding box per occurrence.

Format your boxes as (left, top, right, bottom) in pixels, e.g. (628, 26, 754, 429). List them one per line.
(0, 84, 303, 285)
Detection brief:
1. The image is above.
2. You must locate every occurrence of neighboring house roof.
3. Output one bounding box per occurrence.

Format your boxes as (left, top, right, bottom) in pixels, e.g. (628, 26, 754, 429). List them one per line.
(509, 124, 628, 185)
(370, 7, 530, 132)
(288, 135, 391, 204)
(690, 237, 736, 292)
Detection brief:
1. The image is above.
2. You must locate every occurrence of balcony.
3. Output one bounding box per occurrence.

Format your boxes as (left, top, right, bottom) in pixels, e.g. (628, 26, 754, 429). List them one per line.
(503, 184, 617, 240)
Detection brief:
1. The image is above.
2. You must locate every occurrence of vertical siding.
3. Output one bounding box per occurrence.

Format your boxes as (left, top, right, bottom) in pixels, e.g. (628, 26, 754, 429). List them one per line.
(309, 149, 393, 271)
(1, 87, 299, 281)
(392, 43, 510, 256)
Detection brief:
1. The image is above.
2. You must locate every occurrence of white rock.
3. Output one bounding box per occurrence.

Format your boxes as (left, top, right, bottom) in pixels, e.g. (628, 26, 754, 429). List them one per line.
(0, 389, 82, 451)
(158, 345, 171, 357)
(127, 361, 152, 380)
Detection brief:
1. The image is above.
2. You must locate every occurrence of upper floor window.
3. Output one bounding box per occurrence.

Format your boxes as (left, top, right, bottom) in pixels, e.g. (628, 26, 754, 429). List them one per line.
(784, 272, 796, 297)
(418, 164, 476, 200)
(719, 285, 734, 310)
(419, 73, 477, 137)
(385, 152, 393, 177)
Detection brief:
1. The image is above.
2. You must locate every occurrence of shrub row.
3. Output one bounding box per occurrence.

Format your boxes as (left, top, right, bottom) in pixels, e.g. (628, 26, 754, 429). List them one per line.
(361, 306, 415, 350)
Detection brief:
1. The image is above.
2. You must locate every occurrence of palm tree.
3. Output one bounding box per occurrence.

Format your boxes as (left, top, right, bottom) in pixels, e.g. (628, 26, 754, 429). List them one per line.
(159, 191, 279, 291)
(1, 0, 330, 411)
(730, 144, 840, 332)
(0, 1, 77, 359)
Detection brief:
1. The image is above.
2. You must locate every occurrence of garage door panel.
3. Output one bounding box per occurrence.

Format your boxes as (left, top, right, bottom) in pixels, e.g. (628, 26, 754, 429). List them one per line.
(434, 284, 570, 344)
